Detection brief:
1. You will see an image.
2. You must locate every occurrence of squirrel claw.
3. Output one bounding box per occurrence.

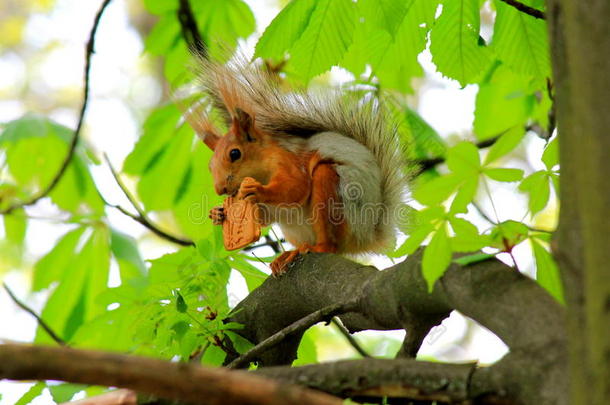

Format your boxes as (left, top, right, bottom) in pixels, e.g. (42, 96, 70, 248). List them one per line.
(237, 177, 262, 202)
(209, 206, 225, 225)
(270, 244, 314, 277)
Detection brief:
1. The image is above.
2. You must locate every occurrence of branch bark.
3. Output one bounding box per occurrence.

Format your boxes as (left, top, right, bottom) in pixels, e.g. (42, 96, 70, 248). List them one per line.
(499, 0, 546, 19)
(0, 344, 342, 405)
(226, 250, 567, 405)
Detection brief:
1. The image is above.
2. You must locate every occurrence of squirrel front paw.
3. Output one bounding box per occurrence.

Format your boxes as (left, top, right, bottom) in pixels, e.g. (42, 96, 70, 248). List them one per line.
(237, 177, 262, 202)
(209, 206, 225, 225)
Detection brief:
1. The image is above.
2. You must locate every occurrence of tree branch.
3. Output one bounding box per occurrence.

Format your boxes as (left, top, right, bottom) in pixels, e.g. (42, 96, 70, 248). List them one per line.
(1, 0, 113, 215)
(0, 344, 343, 405)
(103, 154, 194, 247)
(177, 0, 207, 58)
(226, 250, 567, 404)
(2, 283, 66, 346)
(499, 0, 546, 19)
(330, 317, 371, 358)
(227, 300, 360, 369)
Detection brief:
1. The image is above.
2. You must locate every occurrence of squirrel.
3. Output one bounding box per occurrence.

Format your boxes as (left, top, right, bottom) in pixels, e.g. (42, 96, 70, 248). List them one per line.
(186, 56, 410, 275)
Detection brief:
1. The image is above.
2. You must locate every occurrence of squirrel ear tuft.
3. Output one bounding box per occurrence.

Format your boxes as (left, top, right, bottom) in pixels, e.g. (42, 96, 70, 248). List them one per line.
(201, 132, 220, 150)
(233, 108, 255, 142)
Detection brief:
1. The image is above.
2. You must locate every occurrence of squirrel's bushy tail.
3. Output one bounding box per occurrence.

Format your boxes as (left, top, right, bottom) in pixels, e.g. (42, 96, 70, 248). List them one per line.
(194, 55, 411, 250)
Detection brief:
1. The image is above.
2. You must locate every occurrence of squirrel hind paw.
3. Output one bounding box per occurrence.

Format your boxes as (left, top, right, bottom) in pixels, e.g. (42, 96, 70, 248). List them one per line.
(270, 250, 300, 277)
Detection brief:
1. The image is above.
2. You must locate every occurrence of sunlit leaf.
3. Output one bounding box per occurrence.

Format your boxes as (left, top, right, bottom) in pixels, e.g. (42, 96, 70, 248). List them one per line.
(531, 238, 565, 304)
(483, 126, 526, 164)
(289, 0, 356, 80)
(422, 224, 452, 291)
(255, 0, 318, 60)
(541, 137, 559, 170)
(484, 167, 524, 182)
(519, 170, 551, 215)
(492, 0, 550, 81)
(430, 0, 492, 86)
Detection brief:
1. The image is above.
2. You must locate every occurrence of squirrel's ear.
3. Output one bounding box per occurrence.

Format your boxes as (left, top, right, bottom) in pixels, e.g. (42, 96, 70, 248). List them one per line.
(232, 108, 255, 142)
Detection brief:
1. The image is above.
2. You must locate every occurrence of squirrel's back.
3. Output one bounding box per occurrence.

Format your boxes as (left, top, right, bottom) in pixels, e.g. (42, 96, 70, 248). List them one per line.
(194, 56, 410, 253)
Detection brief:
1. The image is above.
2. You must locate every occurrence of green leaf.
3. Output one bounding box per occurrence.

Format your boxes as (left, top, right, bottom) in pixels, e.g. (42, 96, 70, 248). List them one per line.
(483, 126, 526, 164)
(142, 0, 177, 15)
(519, 170, 551, 215)
(541, 137, 559, 169)
(144, 14, 180, 56)
(474, 65, 535, 139)
(4, 209, 26, 246)
(413, 173, 461, 205)
(136, 125, 194, 211)
(164, 41, 191, 85)
(449, 216, 488, 251)
(229, 255, 267, 291)
(484, 167, 524, 182)
(255, 0, 318, 59)
(110, 228, 146, 282)
(49, 383, 86, 403)
(531, 239, 565, 304)
(422, 225, 452, 291)
(489, 220, 529, 251)
(123, 104, 182, 175)
(0, 115, 103, 214)
(293, 328, 318, 366)
(492, 0, 550, 81)
(453, 252, 495, 266)
(449, 177, 478, 214)
(192, 0, 256, 59)
(446, 142, 481, 175)
(36, 226, 110, 343)
(369, 0, 439, 92)
(176, 291, 188, 313)
(32, 227, 87, 291)
(200, 343, 227, 366)
(14, 382, 46, 405)
(430, 0, 492, 86)
(289, 0, 356, 80)
(405, 107, 447, 159)
(391, 223, 435, 257)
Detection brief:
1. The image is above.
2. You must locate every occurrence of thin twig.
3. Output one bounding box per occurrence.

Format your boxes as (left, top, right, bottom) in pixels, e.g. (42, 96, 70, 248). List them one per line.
(499, 0, 546, 19)
(103, 155, 194, 246)
(107, 204, 193, 246)
(415, 135, 501, 175)
(177, 0, 207, 58)
(1, 0, 113, 215)
(227, 300, 360, 369)
(2, 283, 66, 346)
(243, 236, 286, 252)
(330, 317, 371, 358)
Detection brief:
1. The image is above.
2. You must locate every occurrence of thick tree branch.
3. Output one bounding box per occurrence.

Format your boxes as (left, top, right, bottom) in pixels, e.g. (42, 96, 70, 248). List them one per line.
(227, 250, 567, 404)
(1, 0, 112, 215)
(0, 344, 342, 405)
(499, 0, 546, 19)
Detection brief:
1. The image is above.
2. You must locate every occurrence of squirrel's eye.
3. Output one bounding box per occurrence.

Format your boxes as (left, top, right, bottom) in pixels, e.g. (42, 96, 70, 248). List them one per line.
(229, 148, 241, 162)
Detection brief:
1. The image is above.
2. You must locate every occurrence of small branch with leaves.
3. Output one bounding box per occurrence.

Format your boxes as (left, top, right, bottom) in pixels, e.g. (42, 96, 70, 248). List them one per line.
(1, 0, 113, 215)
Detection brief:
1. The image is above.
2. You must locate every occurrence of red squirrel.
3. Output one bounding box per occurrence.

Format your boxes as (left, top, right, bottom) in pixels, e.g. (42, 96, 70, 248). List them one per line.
(187, 57, 409, 275)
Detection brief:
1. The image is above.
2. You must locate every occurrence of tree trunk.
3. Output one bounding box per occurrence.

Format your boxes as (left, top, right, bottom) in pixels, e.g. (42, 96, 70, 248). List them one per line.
(547, 1, 610, 404)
